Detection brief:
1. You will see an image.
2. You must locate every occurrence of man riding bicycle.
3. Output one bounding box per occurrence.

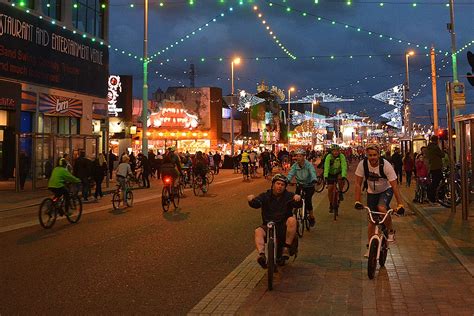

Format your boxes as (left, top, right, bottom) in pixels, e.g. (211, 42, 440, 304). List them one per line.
(323, 144, 348, 213)
(287, 148, 318, 227)
(354, 144, 405, 257)
(240, 150, 250, 177)
(193, 151, 209, 192)
(261, 149, 272, 176)
(247, 174, 302, 268)
(48, 158, 81, 214)
(161, 148, 183, 191)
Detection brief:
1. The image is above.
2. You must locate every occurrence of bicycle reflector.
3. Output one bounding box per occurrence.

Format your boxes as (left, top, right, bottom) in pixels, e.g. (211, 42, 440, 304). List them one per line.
(164, 177, 172, 184)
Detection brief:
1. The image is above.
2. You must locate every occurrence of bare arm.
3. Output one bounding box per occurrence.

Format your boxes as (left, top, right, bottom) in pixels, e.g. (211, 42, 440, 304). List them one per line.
(354, 175, 363, 203)
(389, 179, 404, 207)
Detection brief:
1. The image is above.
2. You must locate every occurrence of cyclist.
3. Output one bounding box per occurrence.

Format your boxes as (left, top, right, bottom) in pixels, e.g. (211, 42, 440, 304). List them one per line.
(354, 144, 405, 257)
(116, 155, 133, 204)
(161, 151, 182, 191)
(247, 174, 302, 268)
(260, 149, 272, 177)
(323, 144, 348, 213)
(287, 148, 318, 227)
(240, 150, 250, 178)
(48, 158, 81, 214)
(193, 151, 209, 192)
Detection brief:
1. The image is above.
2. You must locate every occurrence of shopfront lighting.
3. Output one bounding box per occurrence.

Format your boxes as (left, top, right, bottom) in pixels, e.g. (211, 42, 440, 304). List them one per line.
(146, 132, 151, 137)
(203, 132, 209, 137)
(130, 125, 137, 135)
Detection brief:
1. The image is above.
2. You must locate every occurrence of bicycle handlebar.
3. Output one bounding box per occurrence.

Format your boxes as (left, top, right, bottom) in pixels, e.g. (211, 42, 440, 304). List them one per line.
(359, 205, 397, 224)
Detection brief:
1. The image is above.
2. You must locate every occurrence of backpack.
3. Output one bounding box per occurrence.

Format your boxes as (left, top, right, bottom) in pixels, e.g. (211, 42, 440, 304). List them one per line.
(362, 157, 387, 191)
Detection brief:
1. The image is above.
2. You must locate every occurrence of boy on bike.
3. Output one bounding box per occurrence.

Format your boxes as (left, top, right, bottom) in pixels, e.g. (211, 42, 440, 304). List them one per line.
(287, 148, 318, 227)
(323, 144, 348, 213)
(247, 174, 302, 268)
(354, 145, 405, 257)
(48, 158, 81, 214)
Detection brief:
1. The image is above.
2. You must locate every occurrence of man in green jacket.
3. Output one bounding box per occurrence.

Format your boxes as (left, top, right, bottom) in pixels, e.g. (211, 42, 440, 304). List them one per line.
(324, 144, 348, 213)
(48, 158, 81, 214)
(426, 135, 445, 203)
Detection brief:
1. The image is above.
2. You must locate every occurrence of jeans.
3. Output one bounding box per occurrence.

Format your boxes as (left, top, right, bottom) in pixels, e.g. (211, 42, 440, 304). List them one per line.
(94, 178, 103, 198)
(80, 177, 90, 200)
(428, 169, 443, 203)
(405, 170, 412, 187)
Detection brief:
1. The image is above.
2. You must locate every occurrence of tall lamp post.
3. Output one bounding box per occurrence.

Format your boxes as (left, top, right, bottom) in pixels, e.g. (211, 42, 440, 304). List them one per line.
(311, 100, 319, 149)
(230, 57, 241, 156)
(404, 50, 414, 137)
(337, 110, 342, 140)
(287, 87, 295, 150)
(141, 0, 149, 156)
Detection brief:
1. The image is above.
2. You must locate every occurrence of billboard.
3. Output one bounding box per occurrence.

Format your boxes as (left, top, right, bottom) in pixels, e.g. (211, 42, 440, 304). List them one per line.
(0, 3, 109, 97)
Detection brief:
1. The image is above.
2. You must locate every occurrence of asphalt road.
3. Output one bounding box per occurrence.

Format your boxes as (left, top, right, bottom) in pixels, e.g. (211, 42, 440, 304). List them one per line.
(0, 170, 269, 314)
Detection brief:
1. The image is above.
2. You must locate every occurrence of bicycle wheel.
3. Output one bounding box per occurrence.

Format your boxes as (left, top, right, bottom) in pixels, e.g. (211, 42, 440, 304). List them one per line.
(340, 178, 350, 193)
(193, 178, 202, 196)
(314, 177, 325, 193)
(379, 238, 388, 267)
(137, 174, 145, 188)
(332, 189, 339, 221)
(206, 171, 214, 184)
(295, 208, 304, 238)
(436, 181, 461, 207)
(162, 186, 170, 212)
(267, 238, 275, 291)
(112, 191, 121, 210)
(39, 198, 57, 229)
(126, 190, 134, 207)
(179, 183, 185, 197)
(367, 239, 379, 279)
(66, 195, 83, 223)
(172, 187, 180, 208)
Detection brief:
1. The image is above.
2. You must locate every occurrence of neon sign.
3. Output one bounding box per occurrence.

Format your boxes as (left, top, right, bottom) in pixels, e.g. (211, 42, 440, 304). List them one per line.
(108, 75, 122, 117)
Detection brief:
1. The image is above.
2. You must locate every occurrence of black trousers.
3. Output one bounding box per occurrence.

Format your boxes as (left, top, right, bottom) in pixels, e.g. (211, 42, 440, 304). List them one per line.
(296, 186, 316, 211)
(428, 169, 443, 203)
(142, 171, 150, 188)
(94, 178, 104, 198)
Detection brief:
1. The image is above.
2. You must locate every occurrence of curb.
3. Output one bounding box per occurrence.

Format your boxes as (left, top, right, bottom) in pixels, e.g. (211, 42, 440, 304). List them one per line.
(401, 192, 474, 278)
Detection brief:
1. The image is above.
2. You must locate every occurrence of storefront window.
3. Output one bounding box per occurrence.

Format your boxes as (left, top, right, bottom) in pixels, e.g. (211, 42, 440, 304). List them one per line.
(71, 118, 80, 134)
(43, 116, 51, 133)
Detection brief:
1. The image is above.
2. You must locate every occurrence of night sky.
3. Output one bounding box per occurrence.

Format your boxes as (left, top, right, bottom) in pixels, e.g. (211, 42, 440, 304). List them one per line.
(109, 0, 474, 126)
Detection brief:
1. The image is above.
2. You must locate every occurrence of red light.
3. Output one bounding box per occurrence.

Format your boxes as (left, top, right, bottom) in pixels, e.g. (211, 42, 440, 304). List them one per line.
(164, 177, 171, 184)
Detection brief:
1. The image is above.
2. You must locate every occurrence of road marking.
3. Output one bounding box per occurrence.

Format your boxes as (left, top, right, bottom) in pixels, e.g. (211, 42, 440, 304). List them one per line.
(0, 176, 243, 234)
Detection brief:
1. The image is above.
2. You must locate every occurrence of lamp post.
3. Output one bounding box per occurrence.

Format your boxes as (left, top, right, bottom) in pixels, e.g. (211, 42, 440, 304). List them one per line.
(337, 110, 342, 140)
(311, 100, 319, 149)
(230, 57, 241, 156)
(404, 50, 414, 137)
(287, 87, 295, 150)
(141, 0, 149, 156)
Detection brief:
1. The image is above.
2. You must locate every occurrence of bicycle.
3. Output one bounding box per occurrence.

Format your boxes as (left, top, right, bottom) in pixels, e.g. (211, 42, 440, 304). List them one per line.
(330, 178, 349, 221)
(436, 168, 462, 207)
(162, 176, 179, 212)
(263, 162, 272, 179)
(358, 205, 397, 279)
(128, 170, 144, 189)
(293, 187, 310, 237)
(193, 174, 208, 196)
(265, 221, 298, 291)
(242, 163, 250, 181)
(39, 185, 83, 229)
(317, 176, 349, 194)
(414, 176, 430, 204)
(180, 168, 194, 188)
(112, 182, 134, 210)
(206, 169, 215, 184)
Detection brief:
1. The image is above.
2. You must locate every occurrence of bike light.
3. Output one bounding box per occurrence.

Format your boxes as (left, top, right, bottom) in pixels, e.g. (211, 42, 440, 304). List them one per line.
(164, 177, 171, 184)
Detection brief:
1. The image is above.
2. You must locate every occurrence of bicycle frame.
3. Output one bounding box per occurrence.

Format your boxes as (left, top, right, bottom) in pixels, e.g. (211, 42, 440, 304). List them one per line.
(365, 207, 394, 261)
(266, 221, 278, 291)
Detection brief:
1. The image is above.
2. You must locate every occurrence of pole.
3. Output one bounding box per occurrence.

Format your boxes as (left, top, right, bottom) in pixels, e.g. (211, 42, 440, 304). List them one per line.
(431, 46, 439, 132)
(446, 82, 456, 213)
(287, 89, 291, 150)
(311, 101, 315, 149)
(141, 0, 149, 157)
(448, 0, 460, 161)
(405, 53, 411, 137)
(230, 61, 235, 156)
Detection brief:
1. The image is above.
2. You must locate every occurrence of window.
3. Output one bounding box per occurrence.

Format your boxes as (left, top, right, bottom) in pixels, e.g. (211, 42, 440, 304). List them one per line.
(41, 0, 61, 21)
(72, 0, 106, 38)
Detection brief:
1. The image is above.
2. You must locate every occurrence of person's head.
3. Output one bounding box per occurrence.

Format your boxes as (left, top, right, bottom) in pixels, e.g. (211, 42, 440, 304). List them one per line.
(417, 154, 424, 161)
(121, 155, 130, 163)
(168, 147, 175, 153)
(394, 147, 400, 153)
(98, 153, 105, 165)
(63, 153, 69, 161)
(271, 174, 288, 195)
(430, 135, 439, 144)
(59, 158, 68, 168)
(331, 144, 340, 157)
(294, 148, 306, 164)
(79, 151, 85, 158)
(366, 144, 380, 166)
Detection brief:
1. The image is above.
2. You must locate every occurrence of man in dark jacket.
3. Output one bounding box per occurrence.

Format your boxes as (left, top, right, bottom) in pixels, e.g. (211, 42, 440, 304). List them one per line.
(213, 152, 221, 175)
(247, 174, 302, 268)
(137, 153, 151, 188)
(391, 147, 404, 184)
(74, 151, 91, 201)
(426, 135, 445, 203)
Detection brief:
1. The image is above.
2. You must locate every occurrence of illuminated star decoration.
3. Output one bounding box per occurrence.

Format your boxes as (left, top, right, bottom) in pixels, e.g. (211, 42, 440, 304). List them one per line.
(293, 92, 355, 103)
(372, 84, 404, 129)
(324, 113, 367, 121)
(292, 111, 331, 128)
(237, 90, 265, 112)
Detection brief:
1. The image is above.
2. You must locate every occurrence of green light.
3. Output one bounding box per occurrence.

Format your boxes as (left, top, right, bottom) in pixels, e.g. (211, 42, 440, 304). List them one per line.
(239, 1, 243, 5)
(314, 0, 319, 3)
(201, 58, 205, 62)
(46, 3, 50, 7)
(412, 3, 417, 7)
(286, 7, 291, 12)
(302, 12, 307, 16)
(73, 3, 78, 8)
(19, 1, 25, 6)
(159, 2, 163, 6)
(189, 0, 194, 5)
(82, 34, 86, 38)
(346, 1, 351, 5)
(379, 2, 384, 6)
(331, 21, 335, 25)
(101, 3, 106, 9)
(130, 4, 134, 8)
(330, 56, 334, 59)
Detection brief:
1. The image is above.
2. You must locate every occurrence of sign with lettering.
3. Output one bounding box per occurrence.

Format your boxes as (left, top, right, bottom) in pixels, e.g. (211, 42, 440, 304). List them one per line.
(0, 80, 20, 110)
(39, 93, 82, 117)
(0, 3, 108, 97)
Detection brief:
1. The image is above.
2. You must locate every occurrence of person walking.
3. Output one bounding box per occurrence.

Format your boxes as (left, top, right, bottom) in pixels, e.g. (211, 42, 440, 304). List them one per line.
(391, 147, 403, 184)
(403, 152, 414, 187)
(156, 151, 163, 179)
(426, 135, 444, 204)
(93, 153, 107, 200)
(213, 152, 221, 175)
(74, 151, 92, 201)
(19, 151, 30, 190)
(108, 150, 117, 179)
(137, 153, 151, 188)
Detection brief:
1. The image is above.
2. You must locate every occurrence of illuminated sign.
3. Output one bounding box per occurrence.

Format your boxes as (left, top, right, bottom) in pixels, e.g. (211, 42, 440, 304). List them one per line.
(39, 93, 82, 117)
(149, 101, 199, 129)
(108, 75, 122, 117)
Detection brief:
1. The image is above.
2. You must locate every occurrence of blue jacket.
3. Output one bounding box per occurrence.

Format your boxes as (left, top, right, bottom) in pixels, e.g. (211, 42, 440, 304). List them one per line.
(287, 160, 317, 187)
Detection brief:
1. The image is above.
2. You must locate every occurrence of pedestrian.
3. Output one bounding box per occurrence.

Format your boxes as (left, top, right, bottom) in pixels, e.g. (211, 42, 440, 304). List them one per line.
(63, 153, 73, 173)
(129, 152, 137, 173)
(391, 147, 403, 184)
(74, 151, 92, 201)
(426, 135, 444, 204)
(108, 150, 117, 179)
(403, 152, 414, 187)
(137, 153, 151, 188)
(19, 151, 30, 190)
(148, 149, 156, 177)
(208, 151, 215, 172)
(156, 151, 163, 179)
(213, 151, 221, 174)
(93, 153, 107, 200)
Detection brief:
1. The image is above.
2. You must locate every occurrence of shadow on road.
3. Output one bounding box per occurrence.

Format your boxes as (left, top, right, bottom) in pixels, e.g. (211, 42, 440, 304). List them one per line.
(163, 208, 190, 222)
(16, 224, 71, 245)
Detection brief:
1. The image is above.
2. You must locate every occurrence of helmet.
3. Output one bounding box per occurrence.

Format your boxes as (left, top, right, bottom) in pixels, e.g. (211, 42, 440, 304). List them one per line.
(59, 158, 68, 167)
(295, 148, 306, 155)
(331, 144, 340, 150)
(272, 174, 289, 186)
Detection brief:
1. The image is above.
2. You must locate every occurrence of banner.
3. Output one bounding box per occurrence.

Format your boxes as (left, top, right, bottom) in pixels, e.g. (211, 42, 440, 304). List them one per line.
(0, 80, 21, 111)
(39, 93, 82, 117)
(0, 3, 109, 97)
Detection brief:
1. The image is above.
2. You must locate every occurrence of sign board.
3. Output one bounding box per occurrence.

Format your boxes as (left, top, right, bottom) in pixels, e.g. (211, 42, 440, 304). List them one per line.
(451, 82, 466, 109)
(0, 80, 21, 110)
(0, 3, 109, 97)
(39, 93, 82, 117)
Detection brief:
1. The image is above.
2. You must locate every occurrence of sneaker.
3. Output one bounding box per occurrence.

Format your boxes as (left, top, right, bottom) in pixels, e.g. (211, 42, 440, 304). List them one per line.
(308, 215, 316, 227)
(388, 230, 396, 242)
(281, 247, 290, 260)
(257, 253, 267, 269)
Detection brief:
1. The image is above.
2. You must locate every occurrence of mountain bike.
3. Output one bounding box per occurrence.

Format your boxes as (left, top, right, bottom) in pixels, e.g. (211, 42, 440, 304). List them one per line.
(112, 182, 134, 210)
(39, 184, 83, 229)
(357, 205, 397, 279)
(317, 176, 349, 194)
(293, 187, 309, 237)
(330, 178, 349, 221)
(162, 176, 179, 212)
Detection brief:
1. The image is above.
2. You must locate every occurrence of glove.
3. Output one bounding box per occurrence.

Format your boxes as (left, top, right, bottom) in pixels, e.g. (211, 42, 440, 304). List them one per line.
(342, 177, 346, 180)
(354, 201, 364, 210)
(311, 180, 317, 185)
(396, 205, 405, 216)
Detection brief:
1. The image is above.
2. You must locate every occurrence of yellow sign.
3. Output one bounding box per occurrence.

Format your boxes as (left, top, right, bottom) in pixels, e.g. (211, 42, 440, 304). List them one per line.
(451, 82, 465, 109)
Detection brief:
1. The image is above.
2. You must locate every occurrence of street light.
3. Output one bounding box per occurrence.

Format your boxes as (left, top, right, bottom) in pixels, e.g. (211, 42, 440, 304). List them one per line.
(141, 0, 149, 156)
(337, 110, 343, 139)
(311, 100, 319, 149)
(230, 57, 241, 156)
(404, 50, 415, 137)
(287, 87, 295, 150)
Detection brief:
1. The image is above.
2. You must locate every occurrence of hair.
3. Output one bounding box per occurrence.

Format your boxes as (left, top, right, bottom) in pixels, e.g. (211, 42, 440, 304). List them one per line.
(121, 155, 130, 163)
(366, 145, 380, 153)
(98, 153, 106, 165)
